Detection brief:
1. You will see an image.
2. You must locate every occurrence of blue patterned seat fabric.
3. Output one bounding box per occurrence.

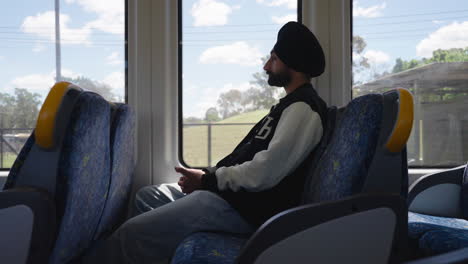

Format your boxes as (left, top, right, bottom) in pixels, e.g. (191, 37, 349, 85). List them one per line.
(171, 95, 384, 264)
(94, 103, 136, 240)
(408, 212, 468, 240)
(409, 211, 468, 255)
(48, 92, 111, 264)
(310, 94, 382, 202)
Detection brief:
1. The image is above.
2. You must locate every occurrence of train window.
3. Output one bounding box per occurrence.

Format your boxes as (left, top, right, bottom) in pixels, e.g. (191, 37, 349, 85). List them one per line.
(0, 0, 126, 169)
(180, 0, 301, 167)
(352, 0, 468, 167)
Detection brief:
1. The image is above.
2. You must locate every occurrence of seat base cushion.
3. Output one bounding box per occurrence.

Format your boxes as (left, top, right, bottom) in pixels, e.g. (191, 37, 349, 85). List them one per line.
(171, 232, 248, 264)
(408, 212, 468, 256)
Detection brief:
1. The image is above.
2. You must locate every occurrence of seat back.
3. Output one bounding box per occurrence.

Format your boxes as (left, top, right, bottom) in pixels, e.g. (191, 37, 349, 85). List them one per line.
(94, 103, 136, 240)
(4, 82, 112, 263)
(461, 162, 468, 219)
(309, 88, 413, 203)
(307, 89, 413, 262)
(5, 82, 84, 193)
(301, 106, 337, 204)
(308, 94, 384, 202)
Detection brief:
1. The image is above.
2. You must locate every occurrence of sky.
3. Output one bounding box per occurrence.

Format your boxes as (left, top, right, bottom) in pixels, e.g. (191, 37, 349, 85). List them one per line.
(1, 0, 467, 118)
(0, 0, 125, 101)
(182, 0, 468, 117)
(353, 0, 468, 82)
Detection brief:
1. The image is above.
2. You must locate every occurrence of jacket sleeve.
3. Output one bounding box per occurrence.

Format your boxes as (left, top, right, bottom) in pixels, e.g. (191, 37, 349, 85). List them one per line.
(201, 101, 323, 192)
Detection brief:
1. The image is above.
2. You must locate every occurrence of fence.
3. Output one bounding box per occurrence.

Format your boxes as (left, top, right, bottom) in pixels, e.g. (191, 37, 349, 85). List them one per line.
(183, 122, 255, 167)
(0, 128, 33, 168)
(1, 123, 258, 168)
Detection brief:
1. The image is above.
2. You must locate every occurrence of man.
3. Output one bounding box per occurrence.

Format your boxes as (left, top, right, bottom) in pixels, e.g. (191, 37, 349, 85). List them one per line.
(85, 21, 327, 264)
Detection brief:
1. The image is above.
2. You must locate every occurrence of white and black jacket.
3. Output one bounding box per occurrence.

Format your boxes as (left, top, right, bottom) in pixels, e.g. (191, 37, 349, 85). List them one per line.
(201, 83, 327, 226)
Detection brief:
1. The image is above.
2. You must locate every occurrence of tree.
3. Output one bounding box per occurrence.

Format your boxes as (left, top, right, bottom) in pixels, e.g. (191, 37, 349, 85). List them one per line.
(392, 47, 468, 73)
(217, 89, 243, 119)
(13, 88, 41, 128)
(352, 35, 371, 85)
(205, 107, 220, 122)
(241, 87, 262, 112)
(249, 74, 280, 109)
(61, 76, 118, 101)
(0, 88, 41, 129)
(0, 92, 15, 129)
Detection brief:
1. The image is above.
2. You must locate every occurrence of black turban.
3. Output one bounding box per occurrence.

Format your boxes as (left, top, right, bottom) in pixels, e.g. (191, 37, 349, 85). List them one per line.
(273, 21, 325, 77)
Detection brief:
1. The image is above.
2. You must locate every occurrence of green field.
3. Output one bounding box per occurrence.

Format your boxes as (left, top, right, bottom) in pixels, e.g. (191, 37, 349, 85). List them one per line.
(1, 152, 17, 168)
(183, 109, 268, 167)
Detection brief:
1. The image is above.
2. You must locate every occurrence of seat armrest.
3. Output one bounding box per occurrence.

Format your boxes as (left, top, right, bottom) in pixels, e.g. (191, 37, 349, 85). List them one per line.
(0, 187, 57, 264)
(236, 193, 407, 264)
(0, 205, 33, 264)
(408, 165, 465, 217)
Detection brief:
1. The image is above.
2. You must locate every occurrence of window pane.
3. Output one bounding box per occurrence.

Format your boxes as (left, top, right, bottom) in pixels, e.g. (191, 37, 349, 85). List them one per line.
(352, 0, 468, 167)
(181, 0, 298, 167)
(0, 0, 126, 169)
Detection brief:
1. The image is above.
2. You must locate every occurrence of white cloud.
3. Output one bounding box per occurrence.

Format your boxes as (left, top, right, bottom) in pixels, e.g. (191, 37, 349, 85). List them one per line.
(21, 11, 92, 45)
(102, 71, 125, 98)
(272, 14, 296, 25)
(191, 0, 234, 27)
(9, 69, 79, 97)
(353, 2, 386, 18)
(106, 52, 124, 66)
(199, 41, 262, 66)
(416, 21, 468, 58)
(21, 0, 124, 50)
(256, 0, 297, 9)
(62, 69, 80, 79)
(65, 0, 124, 35)
(363, 50, 391, 65)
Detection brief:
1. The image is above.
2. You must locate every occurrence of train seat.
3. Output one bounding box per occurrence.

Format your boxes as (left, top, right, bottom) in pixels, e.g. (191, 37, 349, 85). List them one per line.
(94, 103, 136, 240)
(1, 82, 112, 264)
(407, 162, 468, 257)
(171, 88, 414, 264)
(171, 105, 337, 264)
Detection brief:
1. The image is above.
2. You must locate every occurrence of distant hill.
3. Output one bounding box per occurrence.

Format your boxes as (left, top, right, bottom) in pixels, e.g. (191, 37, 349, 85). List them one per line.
(218, 109, 268, 124)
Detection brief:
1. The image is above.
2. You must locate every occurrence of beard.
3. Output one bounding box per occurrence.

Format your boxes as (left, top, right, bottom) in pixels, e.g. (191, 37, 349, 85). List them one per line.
(267, 70, 291, 87)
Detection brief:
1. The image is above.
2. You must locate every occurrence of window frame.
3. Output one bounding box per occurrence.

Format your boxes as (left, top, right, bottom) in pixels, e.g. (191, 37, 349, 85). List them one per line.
(177, 0, 303, 168)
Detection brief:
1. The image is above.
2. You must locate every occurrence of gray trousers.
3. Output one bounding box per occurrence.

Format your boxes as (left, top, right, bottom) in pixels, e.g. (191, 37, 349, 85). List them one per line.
(84, 183, 254, 264)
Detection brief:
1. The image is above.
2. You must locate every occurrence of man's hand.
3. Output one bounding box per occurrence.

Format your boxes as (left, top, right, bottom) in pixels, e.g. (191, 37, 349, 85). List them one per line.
(175, 166, 204, 194)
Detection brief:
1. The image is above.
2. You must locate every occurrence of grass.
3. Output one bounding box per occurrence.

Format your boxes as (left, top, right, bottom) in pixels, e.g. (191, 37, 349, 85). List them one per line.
(1, 152, 17, 168)
(183, 109, 269, 167)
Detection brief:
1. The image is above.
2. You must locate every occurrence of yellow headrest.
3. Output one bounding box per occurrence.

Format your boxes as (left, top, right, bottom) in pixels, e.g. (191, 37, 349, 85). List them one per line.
(35, 82, 72, 149)
(385, 88, 414, 153)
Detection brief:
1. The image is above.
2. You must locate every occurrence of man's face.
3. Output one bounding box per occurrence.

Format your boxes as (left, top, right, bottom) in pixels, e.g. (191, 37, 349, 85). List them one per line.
(263, 52, 291, 87)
